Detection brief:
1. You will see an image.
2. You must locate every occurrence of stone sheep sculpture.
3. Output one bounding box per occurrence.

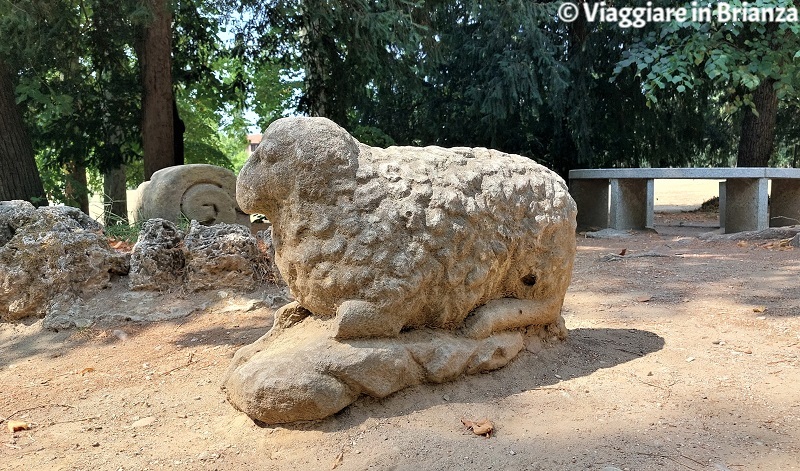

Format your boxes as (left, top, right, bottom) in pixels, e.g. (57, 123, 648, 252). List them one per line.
(223, 117, 577, 424)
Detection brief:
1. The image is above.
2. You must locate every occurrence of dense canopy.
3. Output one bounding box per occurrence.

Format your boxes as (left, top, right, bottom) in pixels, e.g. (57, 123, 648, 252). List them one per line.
(1, 0, 799, 214)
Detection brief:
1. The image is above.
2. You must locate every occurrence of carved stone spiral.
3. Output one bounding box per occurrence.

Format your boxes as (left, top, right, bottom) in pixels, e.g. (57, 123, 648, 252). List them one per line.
(134, 164, 240, 225)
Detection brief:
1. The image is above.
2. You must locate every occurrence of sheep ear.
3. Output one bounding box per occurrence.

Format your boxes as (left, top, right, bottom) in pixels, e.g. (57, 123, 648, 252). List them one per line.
(254, 142, 281, 164)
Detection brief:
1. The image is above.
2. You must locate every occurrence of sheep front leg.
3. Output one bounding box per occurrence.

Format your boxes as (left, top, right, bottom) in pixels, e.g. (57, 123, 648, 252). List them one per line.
(333, 300, 404, 339)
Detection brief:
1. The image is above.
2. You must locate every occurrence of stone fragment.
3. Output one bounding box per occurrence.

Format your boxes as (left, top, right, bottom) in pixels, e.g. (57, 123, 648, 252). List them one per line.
(43, 282, 214, 329)
(128, 219, 273, 292)
(133, 164, 243, 226)
(224, 117, 577, 423)
(223, 306, 531, 424)
(128, 219, 186, 291)
(130, 416, 155, 428)
(584, 228, 633, 239)
(184, 221, 264, 292)
(0, 205, 129, 321)
(700, 225, 800, 241)
(0, 200, 37, 247)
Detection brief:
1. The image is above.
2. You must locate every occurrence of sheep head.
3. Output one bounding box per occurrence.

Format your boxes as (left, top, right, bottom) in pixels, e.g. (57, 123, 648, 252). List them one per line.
(236, 117, 360, 219)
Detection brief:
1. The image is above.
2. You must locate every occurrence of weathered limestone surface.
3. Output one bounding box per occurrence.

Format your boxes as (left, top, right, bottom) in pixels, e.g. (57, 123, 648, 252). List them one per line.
(128, 219, 187, 291)
(225, 301, 564, 424)
(184, 221, 263, 292)
(0, 201, 129, 321)
(133, 164, 243, 225)
(129, 219, 268, 292)
(0, 200, 38, 246)
(1, 202, 281, 326)
(224, 117, 577, 424)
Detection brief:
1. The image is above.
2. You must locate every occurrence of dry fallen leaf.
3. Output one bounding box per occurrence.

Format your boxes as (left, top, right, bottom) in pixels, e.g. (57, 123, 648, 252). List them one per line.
(461, 417, 494, 437)
(753, 306, 767, 313)
(7, 420, 30, 433)
(737, 241, 748, 247)
(130, 416, 155, 428)
(619, 248, 627, 256)
(108, 239, 134, 252)
(80, 367, 95, 376)
(331, 451, 344, 469)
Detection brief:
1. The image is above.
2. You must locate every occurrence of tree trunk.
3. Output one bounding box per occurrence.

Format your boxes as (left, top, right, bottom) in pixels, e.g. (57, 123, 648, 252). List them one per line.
(301, 5, 337, 121)
(141, 0, 175, 180)
(737, 78, 778, 167)
(65, 161, 89, 214)
(103, 164, 128, 225)
(173, 98, 185, 166)
(303, 32, 329, 118)
(0, 59, 48, 206)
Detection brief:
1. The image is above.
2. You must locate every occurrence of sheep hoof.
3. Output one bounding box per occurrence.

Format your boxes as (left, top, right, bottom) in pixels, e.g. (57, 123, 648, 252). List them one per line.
(333, 300, 403, 339)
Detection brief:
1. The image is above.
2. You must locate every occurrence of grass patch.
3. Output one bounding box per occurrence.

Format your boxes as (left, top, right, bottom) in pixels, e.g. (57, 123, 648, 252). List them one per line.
(104, 220, 144, 244)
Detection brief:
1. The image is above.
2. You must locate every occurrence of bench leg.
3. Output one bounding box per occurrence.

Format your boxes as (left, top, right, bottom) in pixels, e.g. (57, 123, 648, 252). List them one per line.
(770, 179, 800, 227)
(719, 181, 726, 231)
(724, 178, 768, 233)
(570, 179, 609, 231)
(609, 178, 653, 230)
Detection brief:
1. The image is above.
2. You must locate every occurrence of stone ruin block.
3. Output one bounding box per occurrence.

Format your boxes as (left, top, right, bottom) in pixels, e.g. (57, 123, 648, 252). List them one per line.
(184, 220, 263, 292)
(128, 218, 186, 291)
(128, 219, 270, 292)
(0, 201, 129, 321)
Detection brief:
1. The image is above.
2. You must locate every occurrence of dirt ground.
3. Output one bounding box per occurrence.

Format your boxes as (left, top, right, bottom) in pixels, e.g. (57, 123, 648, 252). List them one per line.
(2, 181, 800, 471)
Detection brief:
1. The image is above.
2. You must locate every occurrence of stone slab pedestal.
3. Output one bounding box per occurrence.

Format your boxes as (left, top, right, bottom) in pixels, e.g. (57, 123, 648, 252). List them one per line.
(571, 179, 609, 231)
(770, 179, 800, 227)
(723, 178, 768, 233)
(610, 178, 654, 230)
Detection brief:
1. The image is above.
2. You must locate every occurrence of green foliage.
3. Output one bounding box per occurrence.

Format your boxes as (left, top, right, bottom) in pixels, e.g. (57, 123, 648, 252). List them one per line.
(5, 0, 800, 198)
(173, 0, 247, 172)
(337, 1, 735, 173)
(615, 0, 800, 109)
(347, 1, 569, 154)
(250, 61, 301, 131)
(226, 137, 250, 174)
(234, 0, 427, 125)
(177, 84, 234, 170)
(104, 217, 144, 243)
(351, 125, 396, 147)
(3, 0, 144, 204)
(612, 0, 800, 166)
(2, 0, 252, 202)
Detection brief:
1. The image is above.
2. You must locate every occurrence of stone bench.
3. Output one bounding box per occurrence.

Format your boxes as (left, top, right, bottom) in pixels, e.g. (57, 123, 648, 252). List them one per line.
(568, 168, 800, 233)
